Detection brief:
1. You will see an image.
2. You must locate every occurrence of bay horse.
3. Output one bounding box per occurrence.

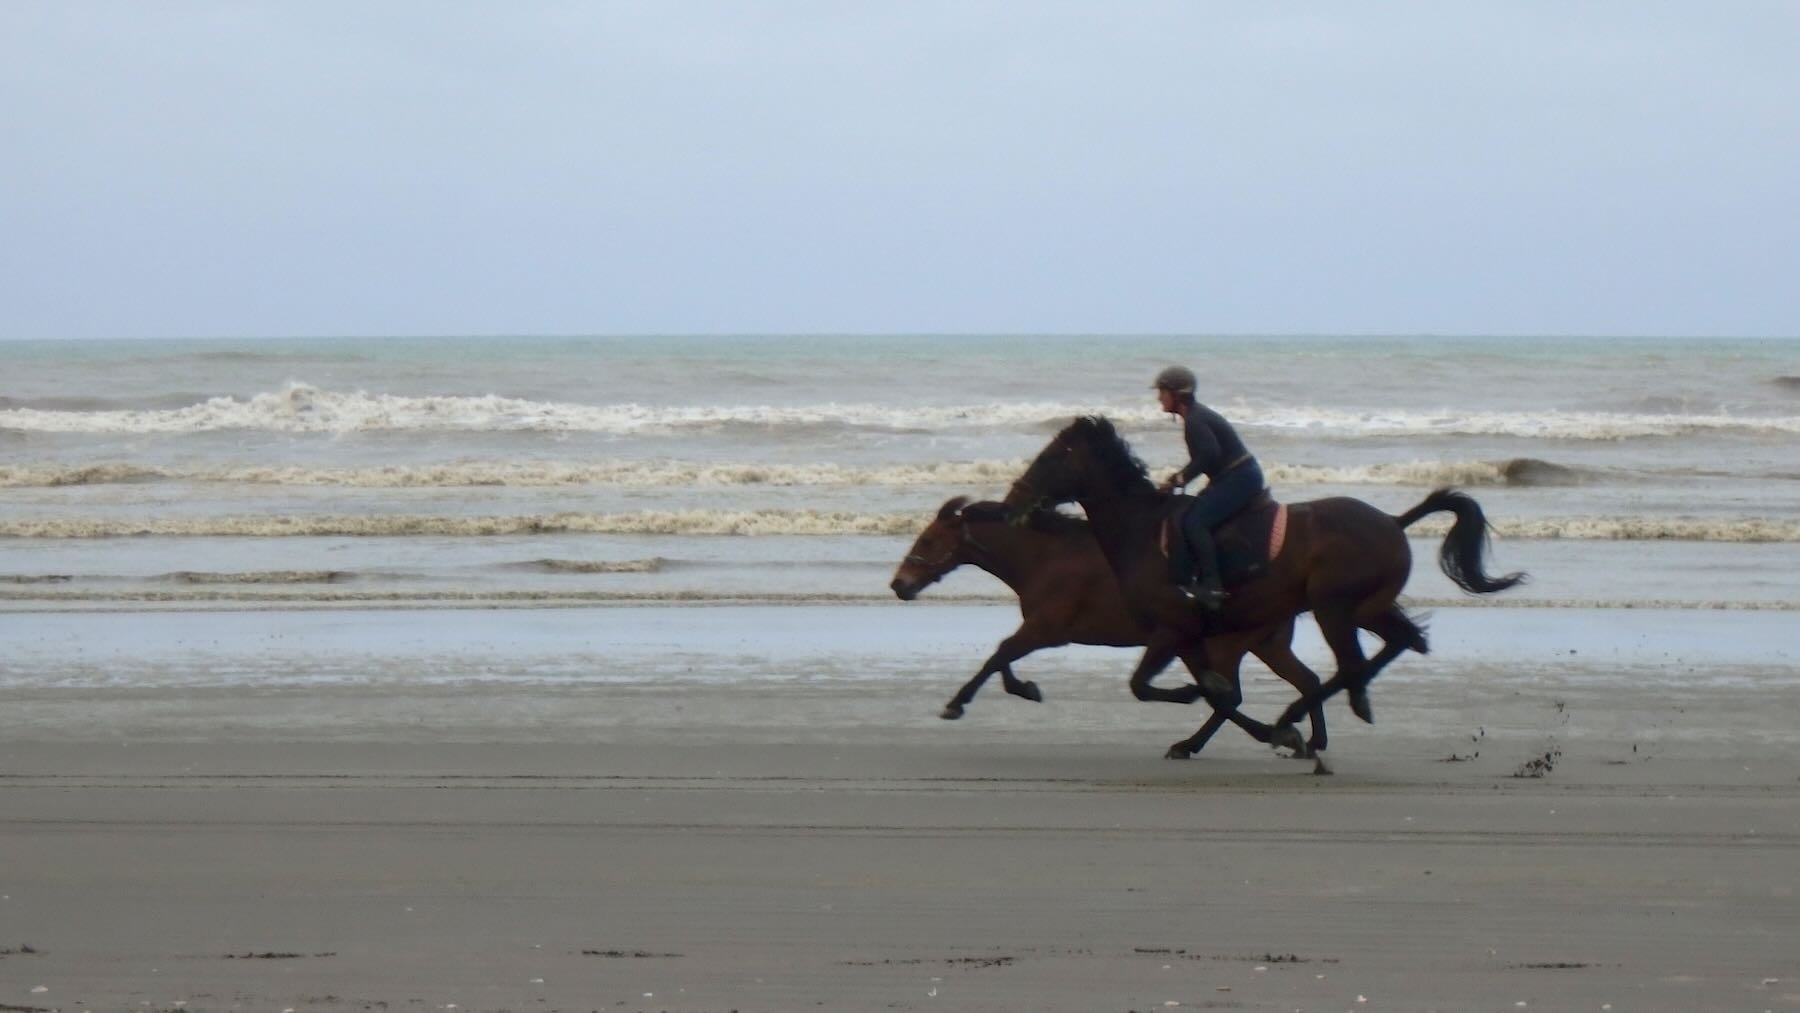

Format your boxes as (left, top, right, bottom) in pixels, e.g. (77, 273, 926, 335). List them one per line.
(1003, 416, 1524, 754)
(889, 497, 1331, 761)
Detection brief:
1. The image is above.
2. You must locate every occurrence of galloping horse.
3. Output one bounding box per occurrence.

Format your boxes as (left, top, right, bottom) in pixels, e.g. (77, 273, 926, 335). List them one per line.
(890, 497, 1330, 760)
(1003, 416, 1524, 752)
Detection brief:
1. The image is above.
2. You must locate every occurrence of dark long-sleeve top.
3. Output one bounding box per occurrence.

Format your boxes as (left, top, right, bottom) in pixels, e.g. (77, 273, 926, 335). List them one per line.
(1175, 402, 1253, 486)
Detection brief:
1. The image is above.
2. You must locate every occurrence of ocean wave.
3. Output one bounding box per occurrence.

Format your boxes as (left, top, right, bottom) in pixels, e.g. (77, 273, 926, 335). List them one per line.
(0, 457, 1642, 489)
(0, 459, 1030, 489)
(3, 511, 1797, 542)
(0, 384, 1127, 436)
(0, 463, 168, 486)
(4, 384, 1797, 439)
(0, 511, 929, 538)
(0, 588, 1794, 611)
(157, 570, 357, 584)
(1242, 406, 1800, 440)
(1262, 457, 1593, 488)
(513, 558, 666, 574)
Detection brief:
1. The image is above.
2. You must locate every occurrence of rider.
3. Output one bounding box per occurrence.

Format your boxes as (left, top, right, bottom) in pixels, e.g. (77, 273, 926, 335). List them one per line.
(1152, 365, 1266, 610)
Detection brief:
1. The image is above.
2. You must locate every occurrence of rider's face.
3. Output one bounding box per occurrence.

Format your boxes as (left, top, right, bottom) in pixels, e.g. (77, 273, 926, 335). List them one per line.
(1156, 388, 1182, 414)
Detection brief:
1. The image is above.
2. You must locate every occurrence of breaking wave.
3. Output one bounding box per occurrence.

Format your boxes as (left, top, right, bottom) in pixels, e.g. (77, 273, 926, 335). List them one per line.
(3, 511, 1797, 543)
(156, 570, 358, 585)
(4, 384, 1797, 439)
(0, 459, 1029, 489)
(0, 457, 1654, 490)
(0, 385, 1122, 435)
(1, 588, 1795, 611)
(0, 511, 928, 538)
(513, 558, 666, 574)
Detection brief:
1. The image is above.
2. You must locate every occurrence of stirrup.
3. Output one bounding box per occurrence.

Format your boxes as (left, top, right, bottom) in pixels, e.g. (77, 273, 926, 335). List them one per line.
(1177, 583, 1230, 613)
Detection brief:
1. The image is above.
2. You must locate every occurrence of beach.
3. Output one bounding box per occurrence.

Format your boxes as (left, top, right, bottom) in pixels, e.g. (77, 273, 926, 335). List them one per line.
(3, 333, 1798, 1009)
(4, 604, 1800, 1013)
(8, 0, 1800, 1001)
(5, 736, 1798, 1012)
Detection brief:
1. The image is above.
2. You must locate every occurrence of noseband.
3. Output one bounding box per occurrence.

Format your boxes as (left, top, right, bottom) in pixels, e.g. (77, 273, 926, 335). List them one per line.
(903, 545, 958, 569)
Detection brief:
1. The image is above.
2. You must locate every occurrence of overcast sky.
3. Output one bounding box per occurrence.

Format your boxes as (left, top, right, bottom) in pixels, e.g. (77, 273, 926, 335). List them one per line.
(2, 2, 1796, 339)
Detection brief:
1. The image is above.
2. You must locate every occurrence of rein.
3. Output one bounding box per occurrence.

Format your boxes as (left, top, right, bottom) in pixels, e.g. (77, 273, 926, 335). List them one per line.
(1007, 480, 1049, 521)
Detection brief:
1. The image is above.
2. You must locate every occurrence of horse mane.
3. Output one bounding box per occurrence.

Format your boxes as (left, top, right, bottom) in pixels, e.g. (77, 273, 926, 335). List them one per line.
(1067, 415, 1156, 494)
(936, 496, 972, 521)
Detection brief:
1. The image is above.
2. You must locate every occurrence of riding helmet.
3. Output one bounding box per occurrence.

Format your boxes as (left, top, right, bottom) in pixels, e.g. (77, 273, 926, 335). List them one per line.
(1152, 365, 1196, 393)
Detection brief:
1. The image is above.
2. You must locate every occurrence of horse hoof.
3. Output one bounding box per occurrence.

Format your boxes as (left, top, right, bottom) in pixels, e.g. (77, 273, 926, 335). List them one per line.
(1020, 682, 1044, 703)
(1164, 745, 1192, 760)
(1350, 690, 1374, 724)
(1269, 724, 1306, 755)
(940, 704, 965, 720)
(1312, 756, 1334, 776)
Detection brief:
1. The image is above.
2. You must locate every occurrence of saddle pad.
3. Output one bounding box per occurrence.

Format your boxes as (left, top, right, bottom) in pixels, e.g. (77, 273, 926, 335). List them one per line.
(1160, 497, 1289, 582)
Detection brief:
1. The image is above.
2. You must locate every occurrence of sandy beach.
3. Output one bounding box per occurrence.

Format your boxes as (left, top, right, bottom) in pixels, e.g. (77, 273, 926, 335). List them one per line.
(4, 605, 1799, 1013)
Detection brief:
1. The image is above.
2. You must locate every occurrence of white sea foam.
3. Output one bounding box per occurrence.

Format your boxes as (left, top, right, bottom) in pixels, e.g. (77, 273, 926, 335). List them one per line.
(0, 457, 1616, 489)
(0, 511, 928, 538)
(3, 511, 1796, 542)
(157, 570, 357, 584)
(1, 587, 1795, 611)
(1240, 406, 1800, 439)
(3, 384, 1796, 439)
(0, 459, 1029, 488)
(0, 385, 1128, 435)
(518, 558, 666, 574)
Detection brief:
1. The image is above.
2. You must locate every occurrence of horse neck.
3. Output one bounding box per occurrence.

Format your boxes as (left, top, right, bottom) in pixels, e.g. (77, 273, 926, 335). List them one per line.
(1072, 484, 1160, 576)
(958, 523, 1042, 593)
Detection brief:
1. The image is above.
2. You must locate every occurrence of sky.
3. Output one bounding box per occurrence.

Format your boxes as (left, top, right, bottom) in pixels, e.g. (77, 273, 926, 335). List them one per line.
(2, 2, 1797, 339)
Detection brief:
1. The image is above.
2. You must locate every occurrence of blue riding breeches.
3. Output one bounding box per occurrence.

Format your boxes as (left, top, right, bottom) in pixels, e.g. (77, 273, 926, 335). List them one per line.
(1181, 458, 1266, 539)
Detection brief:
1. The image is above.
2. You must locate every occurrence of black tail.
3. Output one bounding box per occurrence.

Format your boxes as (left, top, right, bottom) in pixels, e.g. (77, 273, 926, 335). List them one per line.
(1394, 488, 1527, 595)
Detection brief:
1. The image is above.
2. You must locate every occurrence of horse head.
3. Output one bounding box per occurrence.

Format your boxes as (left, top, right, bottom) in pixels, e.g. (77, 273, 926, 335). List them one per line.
(890, 495, 972, 600)
(1004, 416, 1146, 523)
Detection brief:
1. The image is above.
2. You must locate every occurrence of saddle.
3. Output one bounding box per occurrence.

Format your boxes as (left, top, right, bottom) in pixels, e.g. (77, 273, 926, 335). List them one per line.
(1160, 490, 1289, 589)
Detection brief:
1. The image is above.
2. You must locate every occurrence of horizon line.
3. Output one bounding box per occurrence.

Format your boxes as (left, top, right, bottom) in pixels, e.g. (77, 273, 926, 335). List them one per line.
(4, 330, 1796, 342)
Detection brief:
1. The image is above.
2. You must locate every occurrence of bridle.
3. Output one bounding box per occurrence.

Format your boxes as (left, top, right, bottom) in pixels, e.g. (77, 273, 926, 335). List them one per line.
(903, 507, 995, 571)
(903, 544, 959, 570)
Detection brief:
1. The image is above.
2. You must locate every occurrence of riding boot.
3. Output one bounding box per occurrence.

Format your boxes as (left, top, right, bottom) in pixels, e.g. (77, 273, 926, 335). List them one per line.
(1179, 525, 1229, 613)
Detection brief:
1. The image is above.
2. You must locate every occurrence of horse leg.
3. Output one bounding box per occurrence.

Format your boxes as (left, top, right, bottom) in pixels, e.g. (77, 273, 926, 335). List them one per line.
(1344, 606, 1429, 723)
(1272, 603, 1370, 732)
(941, 632, 1047, 720)
(1127, 634, 1207, 706)
(1165, 709, 1230, 760)
(1165, 649, 1269, 759)
(1253, 629, 1328, 760)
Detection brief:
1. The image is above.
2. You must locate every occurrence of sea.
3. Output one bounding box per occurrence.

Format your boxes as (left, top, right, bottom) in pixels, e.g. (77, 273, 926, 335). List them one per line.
(3, 334, 1797, 746)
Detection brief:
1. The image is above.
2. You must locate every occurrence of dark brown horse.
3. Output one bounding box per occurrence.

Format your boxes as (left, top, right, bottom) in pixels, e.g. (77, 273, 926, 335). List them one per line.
(1003, 416, 1524, 753)
(890, 497, 1331, 762)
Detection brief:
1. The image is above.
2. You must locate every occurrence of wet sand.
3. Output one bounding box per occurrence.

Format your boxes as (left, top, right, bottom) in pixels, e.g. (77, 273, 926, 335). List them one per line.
(3, 604, 1798, 1011)
(4, 727, 1798, 1012)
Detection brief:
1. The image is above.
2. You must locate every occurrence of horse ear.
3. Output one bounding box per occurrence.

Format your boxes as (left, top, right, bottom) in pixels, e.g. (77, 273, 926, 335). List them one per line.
(938, 496, 972, 521)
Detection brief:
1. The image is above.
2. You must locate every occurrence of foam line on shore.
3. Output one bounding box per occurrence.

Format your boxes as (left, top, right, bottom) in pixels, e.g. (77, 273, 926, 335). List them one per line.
(3, 511, 1798, 542)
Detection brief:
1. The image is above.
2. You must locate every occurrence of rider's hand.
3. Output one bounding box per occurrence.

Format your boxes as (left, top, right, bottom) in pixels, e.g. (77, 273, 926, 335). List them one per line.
(1159, 473, 1181, 493)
